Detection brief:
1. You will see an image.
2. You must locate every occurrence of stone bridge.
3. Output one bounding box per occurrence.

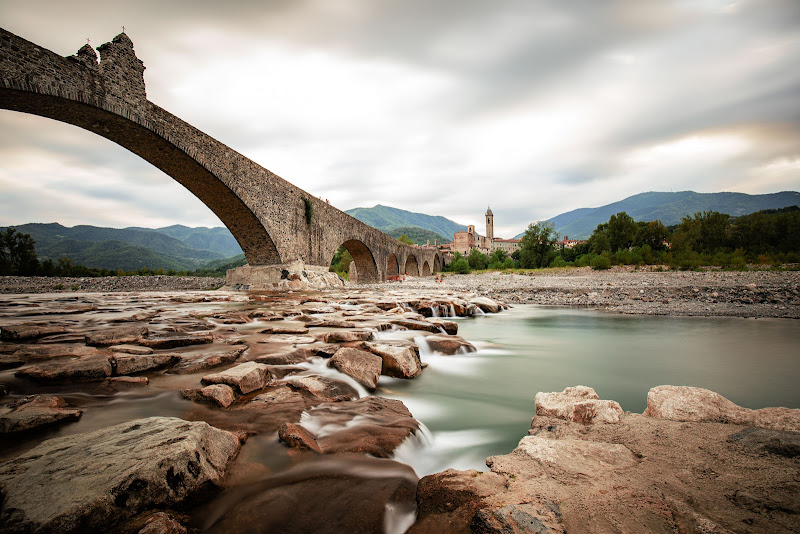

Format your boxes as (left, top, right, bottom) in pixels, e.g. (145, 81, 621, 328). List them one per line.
(0, 28, 443, 285)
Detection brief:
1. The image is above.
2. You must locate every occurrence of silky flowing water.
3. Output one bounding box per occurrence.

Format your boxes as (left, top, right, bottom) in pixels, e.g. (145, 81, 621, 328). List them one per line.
(2, 293, 799, 532)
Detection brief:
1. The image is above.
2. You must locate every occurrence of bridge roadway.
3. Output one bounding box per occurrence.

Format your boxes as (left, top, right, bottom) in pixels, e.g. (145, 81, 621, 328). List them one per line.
(0, 28, 443, 284)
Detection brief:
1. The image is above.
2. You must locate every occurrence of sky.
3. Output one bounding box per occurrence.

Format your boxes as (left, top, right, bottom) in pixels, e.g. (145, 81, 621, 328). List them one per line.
(1, 0, 799, 239)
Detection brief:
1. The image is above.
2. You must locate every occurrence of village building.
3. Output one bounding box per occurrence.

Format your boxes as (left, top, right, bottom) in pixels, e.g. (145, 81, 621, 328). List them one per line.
(450, 207, 521, 256)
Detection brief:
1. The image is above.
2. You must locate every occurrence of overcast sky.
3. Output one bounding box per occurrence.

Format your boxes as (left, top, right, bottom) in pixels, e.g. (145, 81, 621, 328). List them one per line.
(1, 0, 798, 239)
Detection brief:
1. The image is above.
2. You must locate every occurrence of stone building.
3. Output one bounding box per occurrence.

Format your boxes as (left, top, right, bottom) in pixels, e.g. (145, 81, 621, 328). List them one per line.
(451, 207, 520, 256)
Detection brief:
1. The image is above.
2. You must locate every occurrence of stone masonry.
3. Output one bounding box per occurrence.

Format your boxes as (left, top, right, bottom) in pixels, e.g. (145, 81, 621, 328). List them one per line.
(0, 28, 442, 284)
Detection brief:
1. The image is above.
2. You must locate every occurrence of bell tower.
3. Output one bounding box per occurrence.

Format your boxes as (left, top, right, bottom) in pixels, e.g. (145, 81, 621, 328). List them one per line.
(485, 206, 494, 245)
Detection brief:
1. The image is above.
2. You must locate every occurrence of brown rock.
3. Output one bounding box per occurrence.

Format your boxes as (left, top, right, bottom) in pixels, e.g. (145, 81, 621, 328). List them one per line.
(0, 395, 82, 433)
(113, 353, 181, 375)
(389, 318, 441, 333)
(0, 323, 68, 341)
(186, 384, 236, 408)
(278, 422, 322, 453)
(108, 376, 149, 386)
(329, 347, 383, 390)
(85, 326, 149, 346)
(11, 344, 107, 362)
(168, 346, 247, 374)
(469, 297, 501, 313)
(109, 344, 154, 355)
(428, 318, 459, 335)
(139, 333, 213, 349)
(283, 375, 358, 402)
(16, 355, 112, 381)
(424, 334, 477, 355)
(0, 353, 24, 369)
(320, 330, 375, 343)
(202, 362, 270, 394)
(253, 347, 312, 365)
(137, 512, 187, 534)
(472, 501, 565, 534)
(259, 324, 310, 335)
(363, 341, 422, 379)
(535, 386, 623, 424)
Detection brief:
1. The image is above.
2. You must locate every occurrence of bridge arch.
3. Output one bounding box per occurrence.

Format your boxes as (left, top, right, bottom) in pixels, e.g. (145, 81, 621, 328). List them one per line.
(386, 253, 399, 279)
(330, 239, 379, 284)
(404, 254, 419, 277)
(421, 260, 431, 276)
(433, 255, 442, 273)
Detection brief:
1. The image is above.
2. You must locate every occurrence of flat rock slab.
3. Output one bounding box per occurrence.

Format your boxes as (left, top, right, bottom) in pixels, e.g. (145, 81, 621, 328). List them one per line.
(427, 319, 458, 335)
(363, 341, 421, 379)
(283, 375, 358, 402)
(535, 386, 623, 424)
(169, 347, 247, 374)
(389, 318, 441, 333)
(318, 330, 374, 343)
(0, 353, 23, 369)
(10, 344, 107, 362)
(728, 427, 800, 458)
(258, 325, 310, 335)
(86, 326, 149, 346)
(109, 344, 154, 355)
(183, 384, 237, 408)
(487, 435, 639, 479)
(16, 355, 113, 381)
(139, 333, 213, 349)
(329, 347, 382, 390)
(424, 334, 477, 355)
(296, 396, 419, 457)
(202, 362, 270, 394)
(113, 353, 182, 375)
(254, 348, 312, 366)
(0, 323, 68, 341)
(0, 395, 82, 433)
(259, 334, 316, 344)
(0, 417, 242, 534)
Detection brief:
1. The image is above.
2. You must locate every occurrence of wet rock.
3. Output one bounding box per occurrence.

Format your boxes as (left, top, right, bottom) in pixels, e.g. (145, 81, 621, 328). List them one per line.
(410, 469, 509, 534)
(254, 347, 312, 366)
(645, 385, 800, 431)
(728, 427, 800, 458)
(0, 353, 23, 369)
(424, 334, 477, 355)
(278, 421, 322, 453)
(319, 330, 374, 343)
(300, 396, 419, 457)
(0, 323, 68, 341)
(389, 318, 441, 333)
(283, 375, 358, 402)
(139, 333, 213, 349)
(201, 455, 415, 534)
(259, 334, 316, 344)
(0, 417, 242, 534)
(184, 384, 237, 408)
(16, 355, 112, 381)
(329, 347, 383, 390)
(202, 362, 270, 394)
(85, 326, 149, 346)
(535, 386, 623, 424)
(37, 333, 88, 344)
(487, 436, 639, 479)
(136, 511, 187, 534)
(10, 344, 107, 362)
(169, 347, 247, 374)
(109, 344, 154, 355)
(108, 376, 149, 386)
(0, 395, 82, 433)
(108, 310, 160, 324)
(363, 341, 422, 378)
(258, 324, 310, 335)
(113, 353, 182, 375)
(428, 318, 458, 335)
(309, 343, 340, 358)
(470, 297, 501, 313)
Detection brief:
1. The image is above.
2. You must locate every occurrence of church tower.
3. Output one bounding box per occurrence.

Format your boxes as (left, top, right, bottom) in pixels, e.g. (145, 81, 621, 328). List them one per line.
(485, 206, 494, 247)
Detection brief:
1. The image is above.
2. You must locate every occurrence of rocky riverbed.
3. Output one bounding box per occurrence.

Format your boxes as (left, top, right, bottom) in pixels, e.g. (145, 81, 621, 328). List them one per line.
(0, 283, 798, 533)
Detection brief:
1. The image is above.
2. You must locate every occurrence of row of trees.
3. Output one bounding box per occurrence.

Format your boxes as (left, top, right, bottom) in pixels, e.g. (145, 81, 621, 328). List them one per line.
(444, 206, 800, 273)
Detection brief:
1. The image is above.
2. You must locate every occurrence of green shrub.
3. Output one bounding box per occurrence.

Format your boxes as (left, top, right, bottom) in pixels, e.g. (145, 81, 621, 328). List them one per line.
(450, 257, 471, 274)
(590, 255, 611, 270)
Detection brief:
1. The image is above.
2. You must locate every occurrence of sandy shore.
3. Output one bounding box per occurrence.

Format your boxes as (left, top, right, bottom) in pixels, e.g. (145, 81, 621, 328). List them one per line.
(365, 267, 800, 319)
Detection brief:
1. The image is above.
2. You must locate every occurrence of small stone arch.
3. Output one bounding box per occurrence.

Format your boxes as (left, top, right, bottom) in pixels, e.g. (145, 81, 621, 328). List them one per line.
(386, 253, 399, 279)
(421, 261, 431, 276)
(433, 255, 442, 273)
(404, 254, 420, 277)
(331, 240, 379, 284)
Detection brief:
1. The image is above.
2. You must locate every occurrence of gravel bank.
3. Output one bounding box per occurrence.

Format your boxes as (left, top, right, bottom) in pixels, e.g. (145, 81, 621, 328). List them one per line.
(0, 276, 224, 294)
(363, 267, 800, 319)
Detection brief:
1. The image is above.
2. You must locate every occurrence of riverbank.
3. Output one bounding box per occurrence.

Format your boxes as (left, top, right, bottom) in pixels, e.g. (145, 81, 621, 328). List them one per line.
(366, 267, 800, 319)
(0, 275, 224, 294)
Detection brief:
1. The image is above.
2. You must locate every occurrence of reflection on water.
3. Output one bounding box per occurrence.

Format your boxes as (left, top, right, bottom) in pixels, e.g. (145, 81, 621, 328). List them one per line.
(384, 305, 800, 473)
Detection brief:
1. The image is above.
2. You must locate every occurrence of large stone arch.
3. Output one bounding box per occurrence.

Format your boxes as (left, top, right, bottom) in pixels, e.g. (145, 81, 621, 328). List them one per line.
(421, 261, 431, 276)
(386, 253, 399, 279)
(331, 239, 379, 284)
(405, 254, 419, 277)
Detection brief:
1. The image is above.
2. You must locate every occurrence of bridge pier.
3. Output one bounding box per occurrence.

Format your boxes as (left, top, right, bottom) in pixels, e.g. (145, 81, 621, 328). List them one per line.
(224, 263, 346, 291)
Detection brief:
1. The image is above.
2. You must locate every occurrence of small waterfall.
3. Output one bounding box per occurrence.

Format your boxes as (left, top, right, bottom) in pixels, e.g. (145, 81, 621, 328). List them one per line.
(448, 303, 457, 317)
(472, 306, 486, 316)
(430, 305, 439, 318)
(414, 334, 433, 356)
(384, 501, 416, 534)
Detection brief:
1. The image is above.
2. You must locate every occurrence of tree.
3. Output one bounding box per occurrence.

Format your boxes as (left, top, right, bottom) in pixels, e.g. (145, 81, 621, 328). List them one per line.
(467, 248, 489, 270)
(397, 234, 414, 246)
(607, 212, 637, 251)
(0, 228, 40, 275)
(518, 221, 558, 268)
(635, 220, 669, 251)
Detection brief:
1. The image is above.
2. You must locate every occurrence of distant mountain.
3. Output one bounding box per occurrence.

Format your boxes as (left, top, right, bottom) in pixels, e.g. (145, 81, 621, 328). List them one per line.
(2, 223, 238, 272)
(345, 204, 464, 241)
(516, 191, 800, 239)
(135, 225, 243, 257)
(385, 226, 448, 245)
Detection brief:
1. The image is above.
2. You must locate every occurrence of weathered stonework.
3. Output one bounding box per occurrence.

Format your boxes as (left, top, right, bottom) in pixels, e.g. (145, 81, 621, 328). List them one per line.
(0, 28, 442, 284)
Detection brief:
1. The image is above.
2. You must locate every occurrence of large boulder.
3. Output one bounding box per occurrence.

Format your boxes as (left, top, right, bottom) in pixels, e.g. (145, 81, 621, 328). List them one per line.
(201, 362, 271, 394)
(183, 384, 237, 408)
(424, 334, 477, 355)
(363, 341, 422, 378)
(319, 330, 374, 343)
(283, 375, 358, 402)
(535, 386, 623, 424)
(329, 348, 383, 390)
(0, 417, 242, 533)
(644, 385, 800, 432)
(0, 395, 82, 433)
(469, 297, 501, 313)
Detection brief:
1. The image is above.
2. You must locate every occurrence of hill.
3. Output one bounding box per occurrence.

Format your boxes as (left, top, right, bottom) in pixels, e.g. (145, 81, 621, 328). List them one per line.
(385, 226, 448, 245)
(516, 191, 800, 239)
(345, 204, 464, 241)
(148, 225, 242, 257)
(2, 223, 236, 272)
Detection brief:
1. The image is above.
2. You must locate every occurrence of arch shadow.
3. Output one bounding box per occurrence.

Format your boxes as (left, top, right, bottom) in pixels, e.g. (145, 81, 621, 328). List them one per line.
(404, 254, 419, 277)
(421, 261, 431, 276)
(386, 253, 399, 279)
(332, 239, 379, 284)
